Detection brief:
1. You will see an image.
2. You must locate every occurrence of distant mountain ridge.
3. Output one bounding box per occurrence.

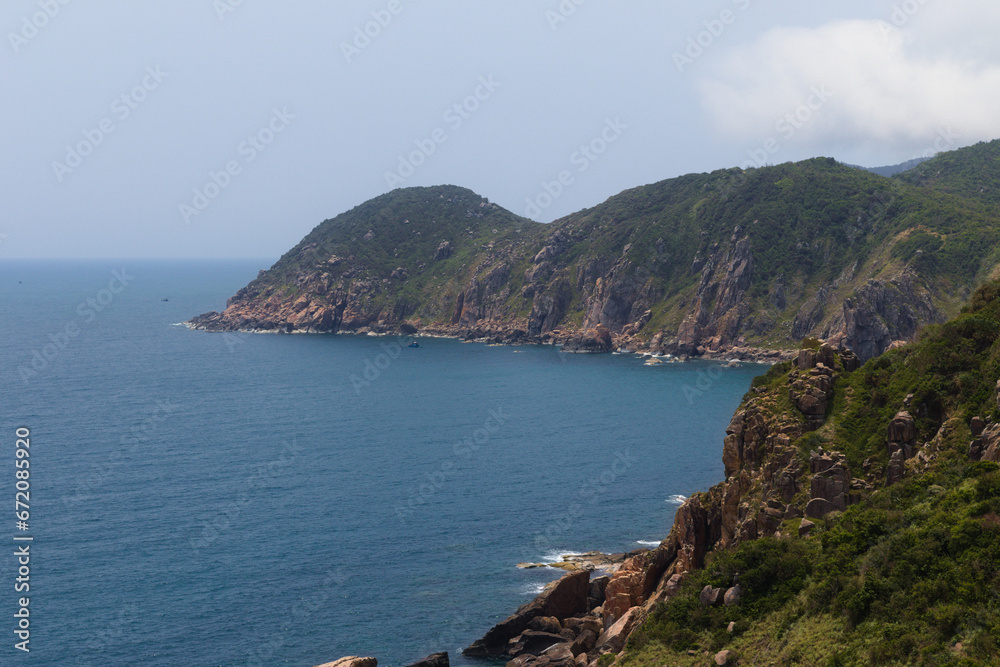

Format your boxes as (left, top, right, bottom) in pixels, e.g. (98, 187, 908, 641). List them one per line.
(846, 156, 931, 177)
(189, 139, 1000, 361)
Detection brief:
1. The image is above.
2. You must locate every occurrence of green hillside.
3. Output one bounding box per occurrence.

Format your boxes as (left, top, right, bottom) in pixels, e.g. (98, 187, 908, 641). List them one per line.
(191, 140, 1000, 361)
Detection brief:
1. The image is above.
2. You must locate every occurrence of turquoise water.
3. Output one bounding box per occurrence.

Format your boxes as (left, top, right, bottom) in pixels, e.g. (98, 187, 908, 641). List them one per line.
(0, 260, 767, 666)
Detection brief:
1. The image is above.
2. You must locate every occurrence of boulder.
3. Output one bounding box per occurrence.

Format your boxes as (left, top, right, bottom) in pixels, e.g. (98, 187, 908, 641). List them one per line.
(563, 616, 602, 637)
(570, 629, 597, 655)
(798, 519, 815, 536)
(700, 585, 724, 606)
(840, 349, 861, 372)
(723, 585, 743, 606)
(980, 423, 1000, 463)
(971, 417, 986, 437)
(805, 497, 839, 519)
(797, 349, 817, 370)
(404, 653, 448, 667)
(527, 617, 562, 634)
(714, 649, 737, 665)
(464, 571, 590, 656)
(595, 607, 640, 653)
(316, 659, 377, 667)
(817, 344, 837, 368)
(434, 241, 453, 261)
(507, 631, 566, 657)
(887, 411, 918, 455)
(542, 643, 576, 661)
(588, 576, 610, 609)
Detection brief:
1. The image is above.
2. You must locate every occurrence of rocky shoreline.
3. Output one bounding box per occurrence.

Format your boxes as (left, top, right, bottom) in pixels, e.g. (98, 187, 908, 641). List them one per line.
(185, 316, 797, 365)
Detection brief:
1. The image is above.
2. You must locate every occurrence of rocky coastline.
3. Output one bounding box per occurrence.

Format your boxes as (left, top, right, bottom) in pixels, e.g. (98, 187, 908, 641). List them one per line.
(185, 315, 797, 365)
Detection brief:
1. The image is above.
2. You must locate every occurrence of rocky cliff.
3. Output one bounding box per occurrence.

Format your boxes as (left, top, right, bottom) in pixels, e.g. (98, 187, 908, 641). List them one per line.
(188, 142, 1000, 361)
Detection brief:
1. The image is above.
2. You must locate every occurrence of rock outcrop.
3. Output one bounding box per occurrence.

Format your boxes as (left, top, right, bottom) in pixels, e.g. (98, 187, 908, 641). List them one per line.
(463, 571, 591, 657)
(315, 658, 377, 667)
(404, 653, 449, 667)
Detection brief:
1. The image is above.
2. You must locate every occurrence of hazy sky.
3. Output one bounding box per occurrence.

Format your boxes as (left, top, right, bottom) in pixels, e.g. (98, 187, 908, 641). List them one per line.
(3, 0, 999, 258)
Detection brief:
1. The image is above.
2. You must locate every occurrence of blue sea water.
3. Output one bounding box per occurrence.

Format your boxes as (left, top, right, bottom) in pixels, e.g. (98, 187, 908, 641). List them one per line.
(0, 260, 768, 666)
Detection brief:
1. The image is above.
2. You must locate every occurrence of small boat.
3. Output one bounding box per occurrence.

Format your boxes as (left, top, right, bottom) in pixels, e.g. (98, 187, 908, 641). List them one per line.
(407, 341, 420, 348)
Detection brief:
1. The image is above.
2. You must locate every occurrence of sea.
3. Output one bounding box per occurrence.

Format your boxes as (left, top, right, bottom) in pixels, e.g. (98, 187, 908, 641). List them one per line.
(0, 260, 768, 666)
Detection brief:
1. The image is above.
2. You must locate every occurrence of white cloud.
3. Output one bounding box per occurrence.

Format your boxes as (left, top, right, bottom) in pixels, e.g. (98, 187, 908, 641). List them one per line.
(698, 6, 1000, 162)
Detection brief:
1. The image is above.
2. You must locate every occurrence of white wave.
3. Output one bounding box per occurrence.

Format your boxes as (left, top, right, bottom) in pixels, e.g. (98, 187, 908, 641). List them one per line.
(521, 582, 546, 596)
(636, 540, 661, 547)
(541, 549, 584, 564)
(666, 494, 687, 505)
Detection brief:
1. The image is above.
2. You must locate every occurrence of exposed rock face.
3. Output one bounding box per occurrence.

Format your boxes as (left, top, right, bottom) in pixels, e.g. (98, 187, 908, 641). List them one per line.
(975, 423, 1000, 463)
(887, 411, 919, 459)
(808, 450, 850, 516)
(827, 269, 943, 360)
(561, 324, 613, 353)
(674, 234, 754, 355)
(788, 351, 837, 430)
(886, 450, 906, 486)
(601, 547, 675, 624)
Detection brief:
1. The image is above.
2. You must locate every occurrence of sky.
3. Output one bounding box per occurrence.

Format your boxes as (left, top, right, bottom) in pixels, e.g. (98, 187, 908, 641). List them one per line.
(2, 0, 999, 259)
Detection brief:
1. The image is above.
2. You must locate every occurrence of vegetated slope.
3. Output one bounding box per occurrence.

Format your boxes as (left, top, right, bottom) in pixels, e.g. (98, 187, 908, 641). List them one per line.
(898, 138, 1000, 210)
(190, 141, 1000, 361)
(617, 281, 1000, 666)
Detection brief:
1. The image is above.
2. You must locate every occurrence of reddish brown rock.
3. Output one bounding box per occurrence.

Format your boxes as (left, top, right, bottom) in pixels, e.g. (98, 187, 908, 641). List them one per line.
(602, 546, 674, 624)
(464, 571, 590, 657)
